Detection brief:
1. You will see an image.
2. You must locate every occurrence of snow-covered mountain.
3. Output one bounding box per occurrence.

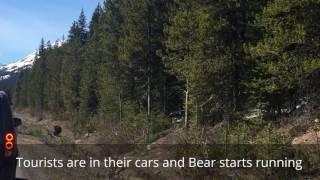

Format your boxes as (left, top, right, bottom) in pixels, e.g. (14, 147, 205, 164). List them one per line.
(0, 51, 36, 80)
(0, 40, 64, 90)
(0, 51, 37, 92)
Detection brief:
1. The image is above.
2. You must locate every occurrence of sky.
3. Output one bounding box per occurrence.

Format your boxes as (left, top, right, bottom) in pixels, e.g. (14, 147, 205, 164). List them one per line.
(0, 0, 103, 64)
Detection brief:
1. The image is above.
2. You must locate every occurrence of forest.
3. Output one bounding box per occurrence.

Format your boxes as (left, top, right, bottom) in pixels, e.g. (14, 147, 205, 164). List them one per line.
(13, 0, 320, 144)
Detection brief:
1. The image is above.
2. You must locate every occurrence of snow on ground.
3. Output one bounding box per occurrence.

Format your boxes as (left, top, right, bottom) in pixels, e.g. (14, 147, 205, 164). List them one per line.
(0, 75, 11, 80)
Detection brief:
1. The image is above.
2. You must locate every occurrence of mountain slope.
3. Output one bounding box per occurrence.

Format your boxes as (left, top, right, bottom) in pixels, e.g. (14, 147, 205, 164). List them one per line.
(0, 51, 36, 80)
(1, 52, 36, 74)
(0, 40, 63, 91)
(0, 52, 37, 93)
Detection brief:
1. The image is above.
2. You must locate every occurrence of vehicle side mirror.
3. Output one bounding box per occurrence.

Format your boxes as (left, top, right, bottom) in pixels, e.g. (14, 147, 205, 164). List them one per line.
(13, 117, 22, 127)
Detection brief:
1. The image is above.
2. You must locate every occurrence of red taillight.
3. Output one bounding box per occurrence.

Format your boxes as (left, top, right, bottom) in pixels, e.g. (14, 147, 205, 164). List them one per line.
(4, 132, 14, 151)
(5, 133, 14, 142)
(5, 142, 13, 150)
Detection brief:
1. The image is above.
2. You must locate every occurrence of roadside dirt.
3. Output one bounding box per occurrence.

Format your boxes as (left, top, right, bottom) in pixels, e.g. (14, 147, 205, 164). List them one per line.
(14, 111, 108, 180)
(275, 109, 320, 144)
(15, 111, 75, 142)
(292, 128, 320, 144)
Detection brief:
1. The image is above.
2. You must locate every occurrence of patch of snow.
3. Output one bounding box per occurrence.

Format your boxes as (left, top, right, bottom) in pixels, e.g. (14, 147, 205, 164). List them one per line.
(0, 75, 10, 80)
(245, 109, 262, 120)
(293, 100, 308, 110)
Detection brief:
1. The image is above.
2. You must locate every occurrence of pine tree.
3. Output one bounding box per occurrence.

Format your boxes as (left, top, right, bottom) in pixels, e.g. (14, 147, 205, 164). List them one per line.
(96, 0, 124, 123)
(30, 39, 48, 115)
(162, 0, 213, 127)
(78, 9, 88, 44)
(79, 5, 104, 121)
(89, 3, 103, 37)
(61, 11, 89, 117)
(46, 42, 64, 113)
(249, 0, 320, 116)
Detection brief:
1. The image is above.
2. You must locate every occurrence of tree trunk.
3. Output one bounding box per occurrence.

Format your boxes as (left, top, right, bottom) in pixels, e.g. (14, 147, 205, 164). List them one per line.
(119, 93, 122, 122)
(185, 79, 189, 129)
(146, 0, 152, 143)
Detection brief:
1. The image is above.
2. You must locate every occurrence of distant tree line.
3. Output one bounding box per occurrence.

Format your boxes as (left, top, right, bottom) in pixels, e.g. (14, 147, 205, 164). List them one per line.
(14, 0, 320, 138)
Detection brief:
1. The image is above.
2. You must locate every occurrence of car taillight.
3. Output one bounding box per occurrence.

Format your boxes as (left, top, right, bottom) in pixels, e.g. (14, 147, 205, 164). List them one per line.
(5, 133, 14, 142)
(4, 132, 14, 151)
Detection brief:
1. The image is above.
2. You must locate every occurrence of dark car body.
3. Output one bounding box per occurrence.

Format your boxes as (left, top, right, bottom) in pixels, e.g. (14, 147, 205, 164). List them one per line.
(0, 91, 21, 179)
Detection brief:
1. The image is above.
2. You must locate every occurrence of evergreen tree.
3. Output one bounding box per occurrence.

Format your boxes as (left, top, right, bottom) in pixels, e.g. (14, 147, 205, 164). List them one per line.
(249, 0, 320, 116)
(89, 3, 103, 37)
(46, 42, 64, 113)
(30, 39, 47, 115)
(61, 11, 89, 117)
(97, 0, 124, 122)
(79, 5, 104, 122)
